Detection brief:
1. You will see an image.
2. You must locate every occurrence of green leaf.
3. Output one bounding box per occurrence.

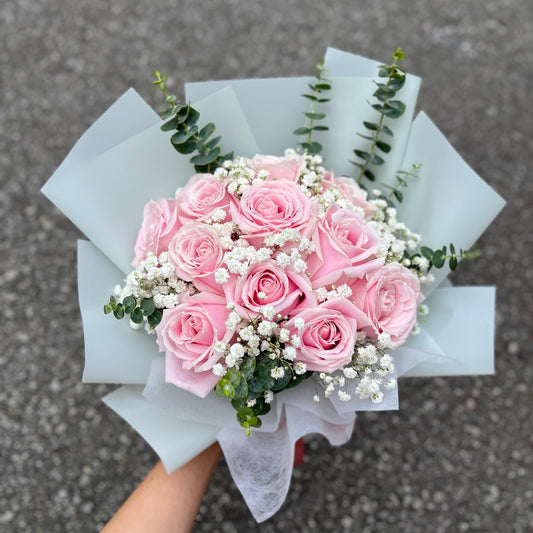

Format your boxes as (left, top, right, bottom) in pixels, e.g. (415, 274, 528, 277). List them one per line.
(317, 98, 330, 103)
(234, 376, 248, 399)
(110, 295, 116, 304)
(160, 108, 174, 120)
(103, 304, 112, 314)
(389, 77, 406, 91)
(364, 169, 376, 181)
(171, 125, 198, 145)
(383, 100, 406, 118)
(251, 397, 271, 416)
(378, 66, 393, 77)
(304, 112, 326, 120)
(113, 305, 124, 320)
(356, 133, 375, 141)
(226, 369, 241, 388)
(190, 147, 221, 165)
(393, 47, 406, 61)
(161, 117, 178, 131)
(286, 371, 312, 389)
(393, 190, 403, 202)
(381, 125, 394, 136)
(301, 141, 322, 154)
(420, 246, 434, 260)
(147, 309, 162, 327)
(247, 363, 275, 394)
(174, 138, 197, 154)
(449, 256, 458, 271)
(363, 121, 380, 131)
(271, 370, 291, 392)
(240, 357, 256, 380)
(311, 125, 329, 131)
(353, 149, 385, 165)
(165, 94, 177, 103)
(432, 249, 445, 268)
(123, 296, 136, 314)
(236, 406, 254, 424)
(204, 136, 221, 150)
(450, 243, 456, 256)
(176, 105, 190, 124)
(197, 122, 216, 143)
(371, 103, 384, 113)
(130, 307, 144, 324)
(140, 298, 156, 316)
(376, 140, 391, 153)
(184, 107, 200, 127)
(293, 127, 311, 135)
(374, 87, 394, 102)
(315, 83, 331, 90)
(302, 93, 318, 101)
(215, 378, 235, 399)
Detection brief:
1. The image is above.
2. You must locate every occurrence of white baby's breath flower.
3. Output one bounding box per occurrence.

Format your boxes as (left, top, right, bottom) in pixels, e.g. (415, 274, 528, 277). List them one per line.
(338, 390, 351, 401)
(264, 390, 274, 404)
(271, 367, 285, 379)
(294, 317, 305, 330)
(212, 363, 226, 377)
(385, 378, 397, 390)
(294, 361, 307, 375)
(283, 346, 297, 361)
(343, 367, 357, 379)
(418, 304, 429, 316)
(215, 268, 230, 284)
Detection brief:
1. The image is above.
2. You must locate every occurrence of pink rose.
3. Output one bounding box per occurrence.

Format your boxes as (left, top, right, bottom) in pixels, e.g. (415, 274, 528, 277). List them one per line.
(230, 180, 318, 244)
(322, 173, 376, 219)
(133, 198, 181, 267)
(349, 263, 423, 347)
(176, 173, 233, 223)
(168, 222, 226, 294)
(157, 293, 233, 397)
(286, 298, 371, 373)
(227, 261, 316, 319)
(252, 154, 306, 182)
(307, 204, 384, 288)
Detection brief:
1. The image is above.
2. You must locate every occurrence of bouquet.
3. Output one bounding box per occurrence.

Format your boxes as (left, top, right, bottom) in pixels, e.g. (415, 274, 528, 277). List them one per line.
(42, 48, 505, 521)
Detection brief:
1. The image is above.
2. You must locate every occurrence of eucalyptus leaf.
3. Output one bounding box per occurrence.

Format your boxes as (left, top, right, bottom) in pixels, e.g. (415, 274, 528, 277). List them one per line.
(161, 117, 178, 131)
(304, 112, 326, 120)
(301, 141, 322, 154)
(130, 307, 144, 324)
(140, 298, 156, 316)
(190, 147, 220, 165)
(432, 250, 445, 268)
(293, 127, 311, 135)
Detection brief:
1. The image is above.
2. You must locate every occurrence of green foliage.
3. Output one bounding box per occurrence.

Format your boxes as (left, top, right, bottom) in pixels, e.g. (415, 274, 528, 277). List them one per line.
(415, 244, 482, 272)
(153, 71, 232, 173)
(103, 294, 162, 328)
(383, 163, 422, 205)
(352, 47, 407, 184)
(216, 353, 311, 435)
(293, 60, 331, 154)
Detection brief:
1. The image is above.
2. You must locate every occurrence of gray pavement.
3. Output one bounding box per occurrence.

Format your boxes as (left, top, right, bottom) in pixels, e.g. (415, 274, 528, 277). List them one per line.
(1, 1, 532, 531)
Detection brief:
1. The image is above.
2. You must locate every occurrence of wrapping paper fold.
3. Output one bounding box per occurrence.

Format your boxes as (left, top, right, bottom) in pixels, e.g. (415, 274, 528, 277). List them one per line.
(42, 48, 505, 522)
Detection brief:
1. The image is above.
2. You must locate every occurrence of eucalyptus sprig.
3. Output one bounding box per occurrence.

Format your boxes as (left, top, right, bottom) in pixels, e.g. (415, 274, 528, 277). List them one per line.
(419, 244, 482, 271)
(353, 47, 407, 184)
(104, 295, 162, 327)
(153, 71, 233, 173)
(293, 61, 331, 155)
(216, 353, 312, 435)
(383, 163, 421, 204)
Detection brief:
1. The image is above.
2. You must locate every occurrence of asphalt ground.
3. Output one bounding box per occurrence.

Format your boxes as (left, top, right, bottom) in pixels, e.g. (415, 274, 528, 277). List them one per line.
(1, 1, 532, 531)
